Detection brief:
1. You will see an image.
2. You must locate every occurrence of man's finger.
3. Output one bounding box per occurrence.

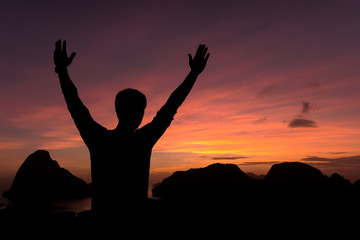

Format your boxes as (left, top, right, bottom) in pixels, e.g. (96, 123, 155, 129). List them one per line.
(195, 44, 203, 58)
(188, 54, 193, 63)
(202, 47, 208, 58)
(69, 52, 76, 63)
(55, 40, 61, 51)
(205, 53, 210, 62)
(63, 41, 67, 52)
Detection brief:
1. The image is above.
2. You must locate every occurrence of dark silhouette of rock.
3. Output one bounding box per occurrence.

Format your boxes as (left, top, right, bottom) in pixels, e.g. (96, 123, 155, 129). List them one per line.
(354, 179, 360, 191)
(3, 150, 90, 200)
(153, 162, 360, 207)
(329, 173, 352, 188)
(263, 162, 331, 202)
(152, 163, 257, 200)
(326, 173, 356, 201)
(265, 162, 325, 184)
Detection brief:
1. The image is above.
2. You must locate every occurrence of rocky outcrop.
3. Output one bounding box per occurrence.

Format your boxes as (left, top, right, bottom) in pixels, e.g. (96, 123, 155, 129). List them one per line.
(3, 150, 90, 200)
(152, 163, 257, 200)
(152, 162, 360, 204)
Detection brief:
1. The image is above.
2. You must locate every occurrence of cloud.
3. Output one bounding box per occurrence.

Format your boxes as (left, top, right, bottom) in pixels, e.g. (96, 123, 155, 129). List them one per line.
(212, 156, 248, 160)
(328, 152, 348, 155)
(300, 101, 319, 115)
(301, 155, 360, 181)
(302, 155, 360, 164)
(258, 84, 277, 96)
(301, 156, 331, 162)
(301, 101, 310, 114)
(253, 116, 268, 124)
(302, 82, 321, 90)
(288, 118, 318, 128)
(238, 161, 281, 166)
(288, 102, 318, 128)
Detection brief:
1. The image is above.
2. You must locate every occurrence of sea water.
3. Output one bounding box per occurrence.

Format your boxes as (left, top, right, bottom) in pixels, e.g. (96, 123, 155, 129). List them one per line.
(0, 188, 155, 214)
(50, 197, 92, 213)
(0, 187, 91, 213)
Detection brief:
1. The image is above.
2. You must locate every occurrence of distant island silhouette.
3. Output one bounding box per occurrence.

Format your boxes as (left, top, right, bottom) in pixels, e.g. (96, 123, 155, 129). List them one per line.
(153, 162, 360, 206)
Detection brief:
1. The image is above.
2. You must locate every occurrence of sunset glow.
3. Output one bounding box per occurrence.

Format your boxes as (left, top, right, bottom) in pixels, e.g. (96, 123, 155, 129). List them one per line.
(1, 0, 360, 189)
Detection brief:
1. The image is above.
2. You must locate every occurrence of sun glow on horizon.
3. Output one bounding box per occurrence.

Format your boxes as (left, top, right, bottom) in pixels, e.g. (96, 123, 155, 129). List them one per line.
(1, 0, 360, 184)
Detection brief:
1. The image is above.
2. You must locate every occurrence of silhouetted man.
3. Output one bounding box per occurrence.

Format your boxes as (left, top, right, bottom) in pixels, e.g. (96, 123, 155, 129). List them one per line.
(54, 40, 209, 217)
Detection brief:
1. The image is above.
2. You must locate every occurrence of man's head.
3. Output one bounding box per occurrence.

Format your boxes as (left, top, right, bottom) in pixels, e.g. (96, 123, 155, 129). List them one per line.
(115, 88, 147, 131)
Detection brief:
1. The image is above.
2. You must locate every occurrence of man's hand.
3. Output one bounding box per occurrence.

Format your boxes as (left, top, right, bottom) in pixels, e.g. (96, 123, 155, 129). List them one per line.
(54, 40, 76, 72)
(188, 44, 210, 75)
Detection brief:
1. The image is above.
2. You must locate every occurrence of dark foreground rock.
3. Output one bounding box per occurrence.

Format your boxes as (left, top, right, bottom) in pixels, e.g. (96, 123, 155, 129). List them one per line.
(3, 150, 90, 200)
(1, 161, 360, 236)
(1, 197, 359, 238)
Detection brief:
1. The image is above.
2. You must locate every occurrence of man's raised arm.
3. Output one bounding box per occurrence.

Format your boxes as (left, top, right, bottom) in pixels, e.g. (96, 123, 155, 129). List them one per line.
(54, 40, 99, 138)
(143, 44, 209, 145)
(165, 44, 209, 111)
(54, 40, 79, 107)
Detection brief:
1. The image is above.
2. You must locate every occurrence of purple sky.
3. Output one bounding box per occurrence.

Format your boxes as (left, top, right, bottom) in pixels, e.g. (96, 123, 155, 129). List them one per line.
(1, 0, 360, 187)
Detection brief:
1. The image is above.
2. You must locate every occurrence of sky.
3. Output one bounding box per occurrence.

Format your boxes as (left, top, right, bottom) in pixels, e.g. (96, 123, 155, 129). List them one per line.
(1, 0, 360, 189)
